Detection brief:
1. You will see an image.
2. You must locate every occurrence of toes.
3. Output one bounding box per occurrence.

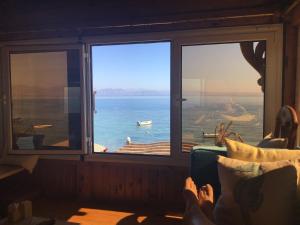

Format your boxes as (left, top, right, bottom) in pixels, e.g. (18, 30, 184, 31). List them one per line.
(206, 184, 213, 196)
(202, 184, 214, 203)
(184, 177, 198, 196)
(198, 188, 205, 201)
(191, 180, 197, 191)
(184, 177, 192, 189)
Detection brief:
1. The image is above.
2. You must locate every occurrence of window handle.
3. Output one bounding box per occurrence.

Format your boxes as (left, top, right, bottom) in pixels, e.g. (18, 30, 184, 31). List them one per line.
(174, 97, 187, 107)
(176, 97, 187, 102)
(93, 91, 97, 114)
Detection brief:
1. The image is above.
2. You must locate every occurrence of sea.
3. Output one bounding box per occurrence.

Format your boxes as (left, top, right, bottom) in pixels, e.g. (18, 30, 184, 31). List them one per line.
(94, 96, 170, 152)
(94, 95, 263, 152)
(12, 95, 263, 152)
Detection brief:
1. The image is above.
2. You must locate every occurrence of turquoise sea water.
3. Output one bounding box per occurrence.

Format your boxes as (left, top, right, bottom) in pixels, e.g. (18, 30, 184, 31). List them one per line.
(93, 96, 171, 152)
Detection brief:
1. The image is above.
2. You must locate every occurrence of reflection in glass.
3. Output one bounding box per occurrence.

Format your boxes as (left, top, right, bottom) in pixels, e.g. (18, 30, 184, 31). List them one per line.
(10, 51, 82, 150)
(182, 42, 265, 150)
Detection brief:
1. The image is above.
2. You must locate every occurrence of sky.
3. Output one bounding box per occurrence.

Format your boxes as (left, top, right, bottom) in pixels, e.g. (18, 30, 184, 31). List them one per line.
(92, 42, 171, 91)
(11, 41, 263, 99)
(11, 52, 68, 99)
(182, 43, 262, 95)
(92, 41, 262, 95)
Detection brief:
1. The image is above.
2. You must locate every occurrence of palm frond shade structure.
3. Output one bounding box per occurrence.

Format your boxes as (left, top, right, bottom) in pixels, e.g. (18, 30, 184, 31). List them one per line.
(240, 41, 266, 92)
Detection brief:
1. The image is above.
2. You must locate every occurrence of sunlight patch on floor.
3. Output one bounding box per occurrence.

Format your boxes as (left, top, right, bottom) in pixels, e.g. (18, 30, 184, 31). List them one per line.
(67, 208, 133, 225)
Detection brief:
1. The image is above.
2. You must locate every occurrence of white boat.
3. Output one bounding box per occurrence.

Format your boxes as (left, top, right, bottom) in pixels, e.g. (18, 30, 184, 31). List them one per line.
(202, 132, 217, 138)
(137, 120, 152, 126)
(126, 136, 132, 144)
(94, 144, 108, 152)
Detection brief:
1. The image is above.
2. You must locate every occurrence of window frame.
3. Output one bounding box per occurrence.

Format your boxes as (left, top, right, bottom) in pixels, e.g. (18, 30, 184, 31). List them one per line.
(1, 44, 88, 155)
(84, 24, 283, 165)
(175, 29, 283, 153)
(0, 24, 283, 165)
(84, 36, 180, 164)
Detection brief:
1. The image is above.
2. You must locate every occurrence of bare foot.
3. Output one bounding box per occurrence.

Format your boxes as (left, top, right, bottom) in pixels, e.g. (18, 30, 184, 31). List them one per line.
(198, 184, 214, 204)
(183, 178, 215, 225)
(183, 177, 199, 211)
(198, 184, 214, 221)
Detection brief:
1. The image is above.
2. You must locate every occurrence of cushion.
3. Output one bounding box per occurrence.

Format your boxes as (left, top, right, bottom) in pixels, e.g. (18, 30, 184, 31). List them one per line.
(257, 133, 288, 149)
(225, 138, 300, 162)
(16, 136, 34, 149)
(0, 155, 39, 173)
(225, 138, 300, 225)
(191, 148, 227, 200)
(214, 156, 297, 225)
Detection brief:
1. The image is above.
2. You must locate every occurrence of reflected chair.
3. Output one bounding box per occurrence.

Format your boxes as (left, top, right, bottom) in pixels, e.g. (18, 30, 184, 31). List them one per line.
(274, 105, 299, 149)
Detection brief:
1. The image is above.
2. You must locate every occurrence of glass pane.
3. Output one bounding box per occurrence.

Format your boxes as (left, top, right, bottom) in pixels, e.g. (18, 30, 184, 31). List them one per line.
(182, 42, 265, 151)
(92, 42, 170, 155)
(10, 50, 82, 150)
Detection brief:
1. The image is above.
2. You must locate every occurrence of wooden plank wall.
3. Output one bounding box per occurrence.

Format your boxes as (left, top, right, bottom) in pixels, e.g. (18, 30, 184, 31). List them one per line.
(0, 52, 3, 157)
(33, 159, 189, 207)
(0, 0, 286, 41)
(283, 3, 300, 107)
(283, 24, 298, 107)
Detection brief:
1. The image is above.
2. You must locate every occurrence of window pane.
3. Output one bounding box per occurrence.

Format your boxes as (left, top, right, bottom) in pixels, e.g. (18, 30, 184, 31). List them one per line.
(92, 42, 170, 155)
(10, 50, 82, 150)
(182, 42, 265, 150)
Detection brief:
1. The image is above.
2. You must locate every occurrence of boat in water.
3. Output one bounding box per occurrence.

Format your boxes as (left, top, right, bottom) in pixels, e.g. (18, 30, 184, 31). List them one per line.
(94, 144, 108, 152)
(202, 132, 217, 138)
(137, 120, 152, 126)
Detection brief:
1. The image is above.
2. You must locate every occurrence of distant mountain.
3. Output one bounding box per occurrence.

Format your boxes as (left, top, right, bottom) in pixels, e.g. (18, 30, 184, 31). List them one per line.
(95, 88, 170, 96)
(11, 85, 66, 99)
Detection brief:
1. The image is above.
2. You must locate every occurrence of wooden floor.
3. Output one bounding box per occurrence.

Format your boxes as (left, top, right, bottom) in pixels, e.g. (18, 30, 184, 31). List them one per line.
(32, 198, 184, 225)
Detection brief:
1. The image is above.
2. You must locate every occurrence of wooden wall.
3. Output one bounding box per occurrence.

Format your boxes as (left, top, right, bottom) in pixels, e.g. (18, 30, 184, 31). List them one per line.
(0, 52, 3, 157)
(0, 0, 288, 41)
(33, 159, 188, 207)
(282, 2, 300, 107)
(283, 23, 298, 106)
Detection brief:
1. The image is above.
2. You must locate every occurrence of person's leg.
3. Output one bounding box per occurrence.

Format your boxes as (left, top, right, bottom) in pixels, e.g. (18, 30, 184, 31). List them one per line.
(183, 177, 215, 225)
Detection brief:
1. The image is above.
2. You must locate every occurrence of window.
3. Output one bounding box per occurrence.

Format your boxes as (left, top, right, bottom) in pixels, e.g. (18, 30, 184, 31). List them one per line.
(1, 25, 283, 162)
(182, 42, 265, 149)
(91, 42, 171, 155)
(3, 45, 86, 154)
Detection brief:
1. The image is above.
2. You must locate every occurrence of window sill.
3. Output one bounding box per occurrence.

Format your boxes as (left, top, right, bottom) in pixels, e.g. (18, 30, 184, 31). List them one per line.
(21, 151, 190, 167)
(84, 153, 189, 167)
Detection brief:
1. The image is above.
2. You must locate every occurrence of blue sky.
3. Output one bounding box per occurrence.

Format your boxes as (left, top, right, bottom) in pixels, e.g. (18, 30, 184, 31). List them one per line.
(92, 42, 171, 91)
(182, 43, 261, 94)
(92, 41, 262, 95)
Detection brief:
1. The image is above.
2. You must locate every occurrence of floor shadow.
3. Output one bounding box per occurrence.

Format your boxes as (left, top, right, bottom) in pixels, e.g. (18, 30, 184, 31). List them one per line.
(32, 198, 183, 225)
(116, 213, 183, 225)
